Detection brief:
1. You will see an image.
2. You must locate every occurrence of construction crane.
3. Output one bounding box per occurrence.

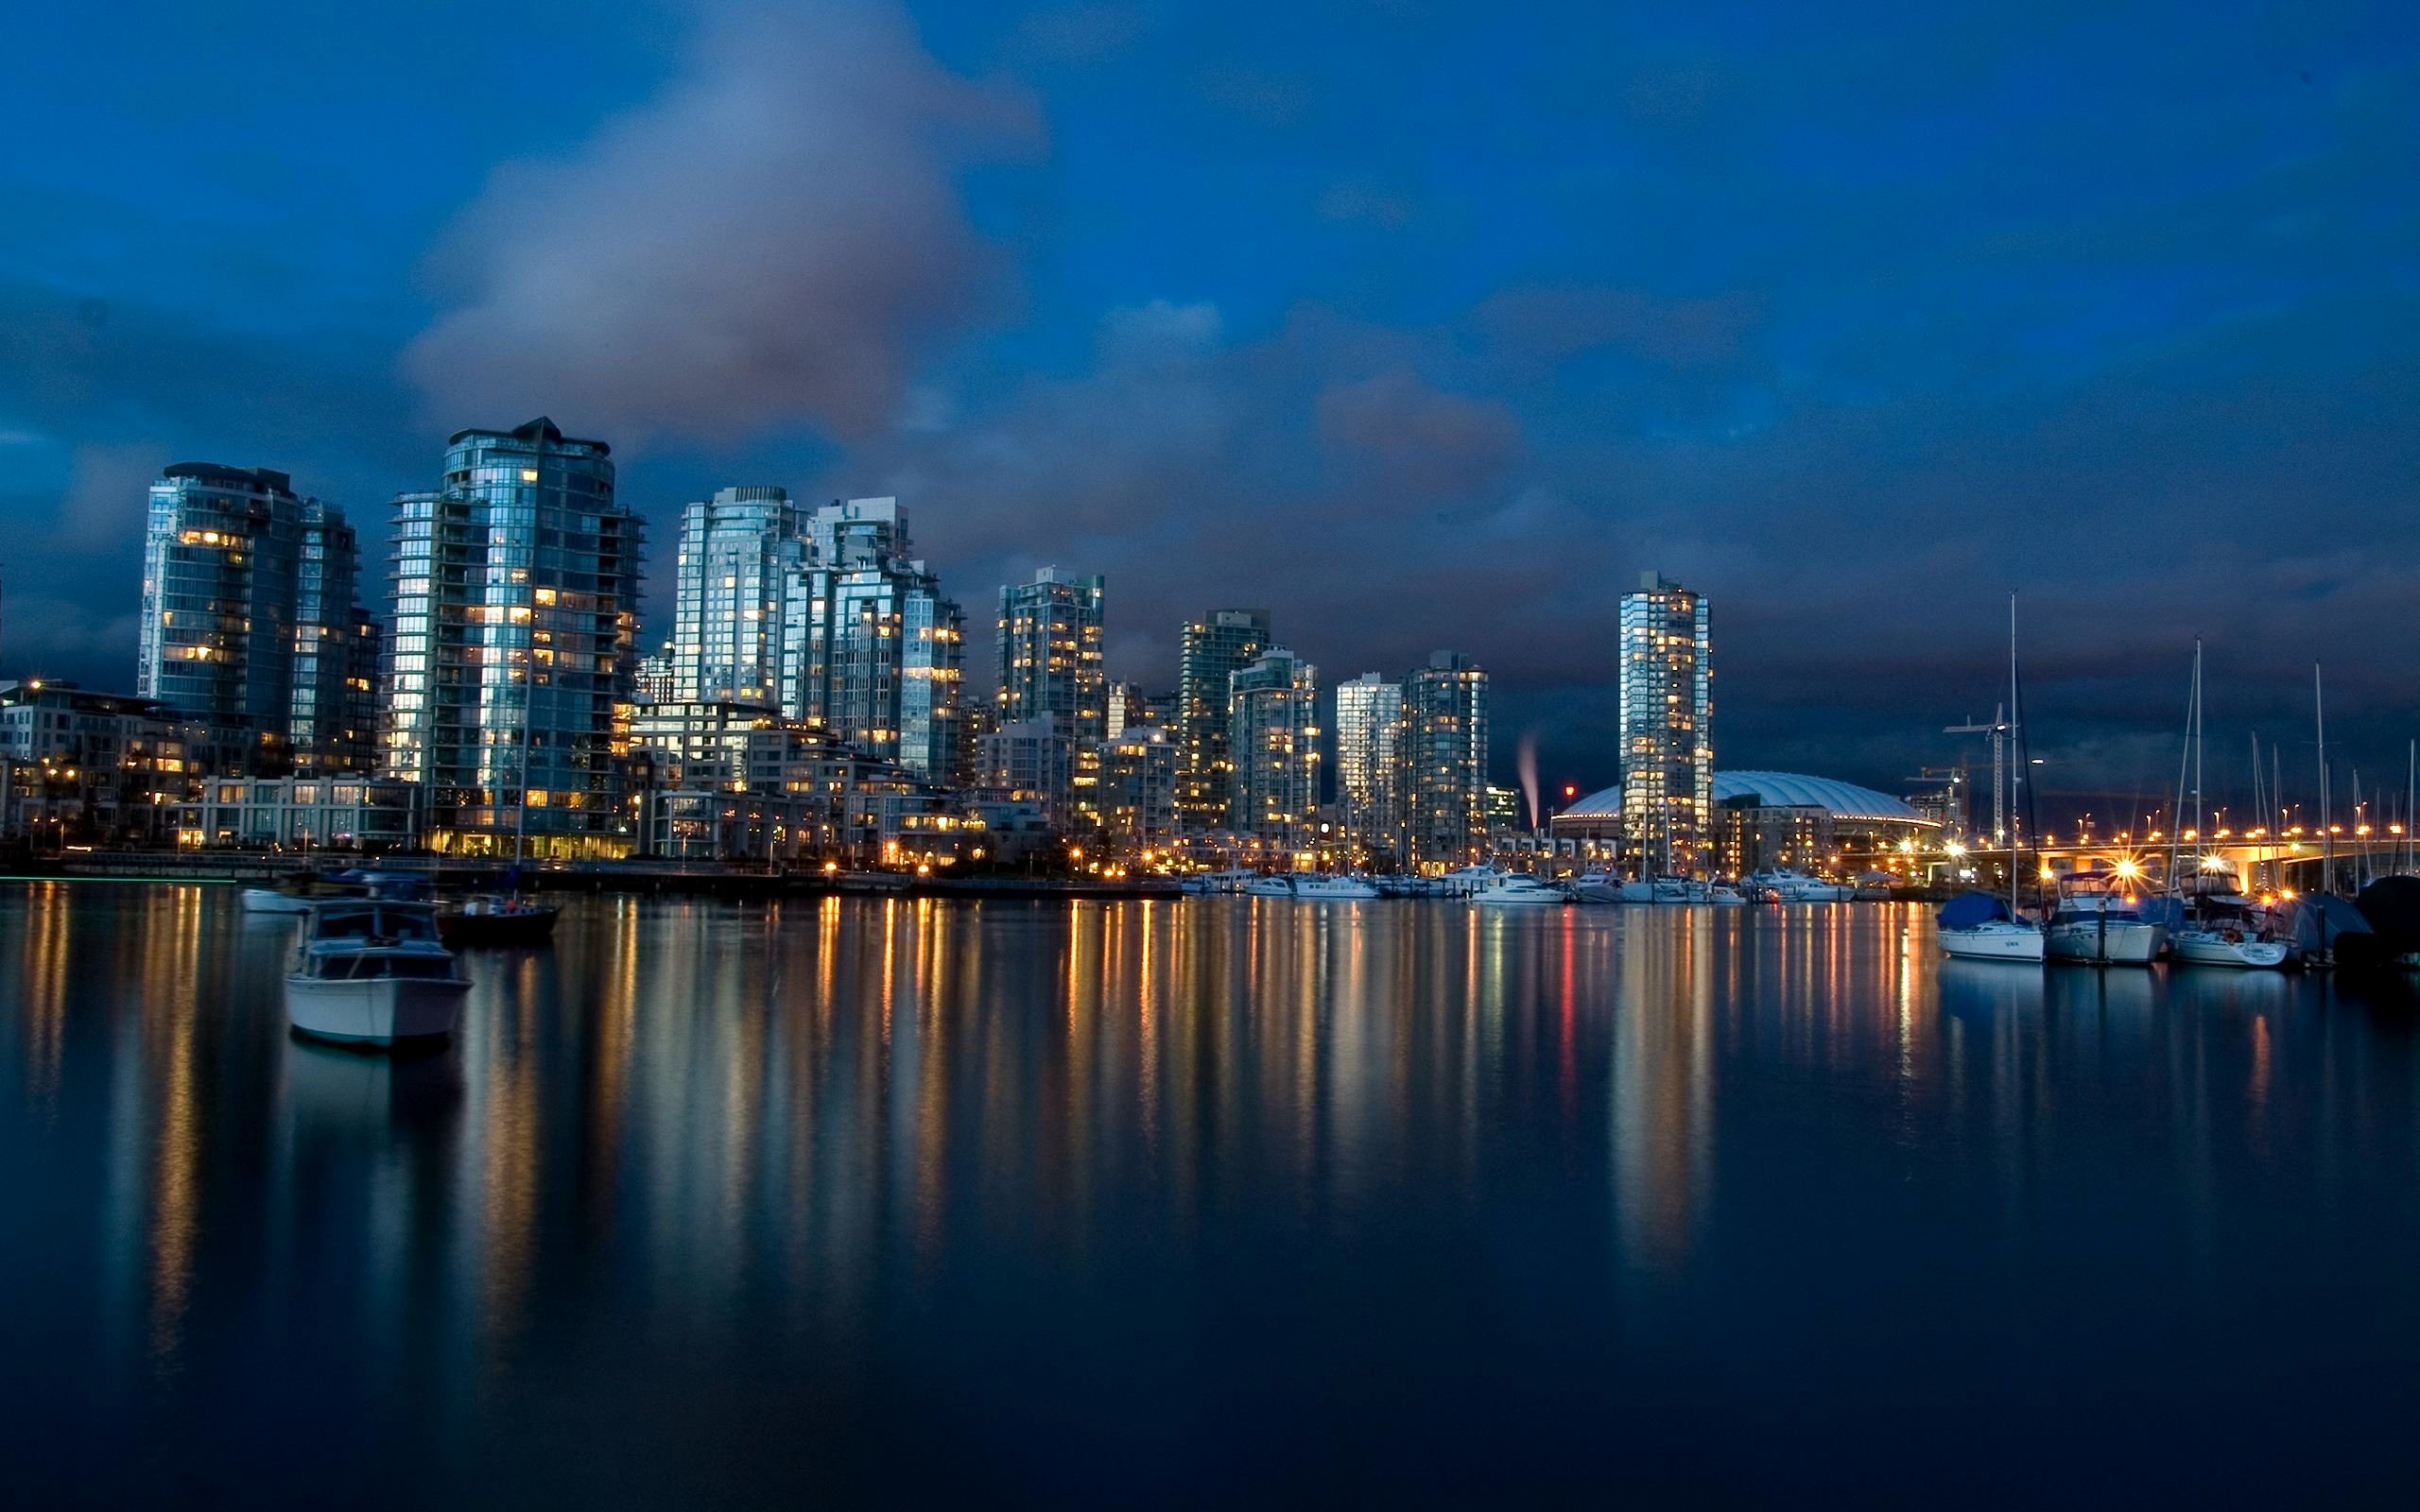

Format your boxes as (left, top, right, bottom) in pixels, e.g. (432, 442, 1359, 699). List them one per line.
(1945, 704, 2011, 841)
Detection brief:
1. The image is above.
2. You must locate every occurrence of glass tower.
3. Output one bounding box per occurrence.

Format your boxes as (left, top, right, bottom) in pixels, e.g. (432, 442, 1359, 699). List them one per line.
(783, 498, 964, 783)
(671, 486, 805, 707)
(1334, 671, 1406, 866)
(1618, 572, 1713, 876)
(384, 417, 642, 857)
(139, 462, 372, 772)
(994, 567, 1106, 824)
(1226, 645, 1320, 849)
(1175, 609, 1270, 833)
(1401, 651, 1489, 867)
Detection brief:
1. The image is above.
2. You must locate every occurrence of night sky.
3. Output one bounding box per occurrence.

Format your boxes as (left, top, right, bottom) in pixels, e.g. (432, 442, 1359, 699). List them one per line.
(3, 1, 2412, 817)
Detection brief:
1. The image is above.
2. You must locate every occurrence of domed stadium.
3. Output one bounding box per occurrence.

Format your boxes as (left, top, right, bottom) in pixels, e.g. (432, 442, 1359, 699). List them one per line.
(1548, 770, 1939, 876)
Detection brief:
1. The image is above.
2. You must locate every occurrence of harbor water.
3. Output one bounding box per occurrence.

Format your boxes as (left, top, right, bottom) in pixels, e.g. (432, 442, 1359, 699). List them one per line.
(6, 884, 2419, 1503)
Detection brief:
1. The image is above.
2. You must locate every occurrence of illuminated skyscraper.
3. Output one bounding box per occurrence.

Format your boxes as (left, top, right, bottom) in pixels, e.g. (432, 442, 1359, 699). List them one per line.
(1334, 671, 1404, 864)
(785, 498, 963, 783)
(1401, 651, 1489, 867)
(994, 567, 1105, 823)
(138, 462, 374, 772)
(1618, 571, 1713, 875)
(385, 418, 642, 856)
(670, 486, 804, 708)
(1227, 645, 1319, 848)
(1176, 608, 1269, 832)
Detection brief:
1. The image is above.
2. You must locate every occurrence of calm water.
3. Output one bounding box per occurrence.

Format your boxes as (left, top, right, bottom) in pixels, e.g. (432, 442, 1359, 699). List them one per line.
(6, 884, 2420, 1503)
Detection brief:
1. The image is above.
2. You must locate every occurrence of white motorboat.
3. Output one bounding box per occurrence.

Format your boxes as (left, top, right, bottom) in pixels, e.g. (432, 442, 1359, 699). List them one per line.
(285, 900, 471, 1046)
(1936, 892, 2045, 963)
(1290, 875, 1383, 900)
(1569, 869, 1622, 903)
(1617, 876, 1740, 904)
(1472, 878, 1568, 906)
(2045, 872, 2168, 966)
(1439, 865, 1517, 898)
(242, 886, 315, 916)
(1181, 868, 1256, 895)
(1744, 868, 1855, 902)
(2169, 925, 2289, 969)
(1241, 875, 1299, 897)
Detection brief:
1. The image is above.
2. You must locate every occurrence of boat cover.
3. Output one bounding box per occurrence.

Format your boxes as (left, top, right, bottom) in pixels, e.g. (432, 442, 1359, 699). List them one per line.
(2275, 893, 2377, 958)
(1937, 892, 2012, 928)
(2355, 877, 2420, 955)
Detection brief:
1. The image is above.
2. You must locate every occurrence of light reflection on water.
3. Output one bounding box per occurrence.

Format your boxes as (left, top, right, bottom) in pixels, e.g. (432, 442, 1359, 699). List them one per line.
(6, 885, 2420, 1503)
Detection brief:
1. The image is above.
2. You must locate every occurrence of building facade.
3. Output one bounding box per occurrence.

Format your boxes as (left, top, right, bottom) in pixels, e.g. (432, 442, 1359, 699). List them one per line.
(785, 498, 964, 784)
(1175, 609, 1270, 833)
(138, 462, 373, 772)
(1227, 646, 1319, 850)
(1095, 725, 1178, 850)
(384, 418, 642, 857)
(994, 567, 1106, 824)
(1334, 671, 1405, 866)
(1618, 572, 1714, 875)
(670, 486, 805, 708)
(1401, 651, 1490, 868)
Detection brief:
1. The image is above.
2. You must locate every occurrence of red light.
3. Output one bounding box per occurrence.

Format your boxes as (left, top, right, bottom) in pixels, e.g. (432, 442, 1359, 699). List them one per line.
(1563, 785, 1577, 799)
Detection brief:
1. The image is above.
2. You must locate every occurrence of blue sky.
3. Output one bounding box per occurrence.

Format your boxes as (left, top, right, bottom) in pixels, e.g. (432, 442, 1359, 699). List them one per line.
(2, 0, 2413, 810)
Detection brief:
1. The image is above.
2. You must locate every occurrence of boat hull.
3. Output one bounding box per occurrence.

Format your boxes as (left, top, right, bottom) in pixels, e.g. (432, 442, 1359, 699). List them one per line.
(242, 888, 315, 916)
(1939, 922, 2046, 962)
(1473, 891, 1565, 906)
(2169, 931, 2290, 969)
(2046, 919, 2167, 965)
(285, 975, 470, 1045)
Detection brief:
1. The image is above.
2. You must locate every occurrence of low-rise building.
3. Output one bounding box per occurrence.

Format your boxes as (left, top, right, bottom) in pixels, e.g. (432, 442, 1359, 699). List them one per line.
(175, 776, 424, 851)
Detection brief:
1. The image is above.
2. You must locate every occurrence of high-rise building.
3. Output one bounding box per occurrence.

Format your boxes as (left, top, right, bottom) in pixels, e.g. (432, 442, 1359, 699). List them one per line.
(1105, 680, 1151, 740)
(1618, 571, 1713, 875)
(670, 486, 804, 708)
(1094, 725, 1178, 850)
(138, 461, 373, 773)
(384, 418, 642, 857)
(1227, 646, 1319, 849)
(1176, 609, 1270, 832)
(1334, 672, 1405, 865)
(1402, 651, 1490, 867)
(994, 567, 1105, 823)
(785, 498, 964, 784)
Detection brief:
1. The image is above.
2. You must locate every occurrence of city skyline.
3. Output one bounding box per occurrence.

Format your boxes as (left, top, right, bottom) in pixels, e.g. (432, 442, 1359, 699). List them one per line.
(1, 2, 2412, 810)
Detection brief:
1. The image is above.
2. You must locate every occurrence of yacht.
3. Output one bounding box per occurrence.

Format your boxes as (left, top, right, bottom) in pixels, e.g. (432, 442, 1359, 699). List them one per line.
(1743, 868, 1854, 902)
(1472, 877, 1569, 906)
(1180, 869, 1255, 895)
(1618, 876, 1744, 905)
(285, 899, 471, 1045)
(1289, 875, 1383, 901)
(1241, 875, 1299, 897)
(1936, 891, 2045, 963)
(2169, 922, 2290, 969)
(2045, 872, 2168, 966)
(1439, 865, 1516, 898)
(1569, 868, 1623, 904)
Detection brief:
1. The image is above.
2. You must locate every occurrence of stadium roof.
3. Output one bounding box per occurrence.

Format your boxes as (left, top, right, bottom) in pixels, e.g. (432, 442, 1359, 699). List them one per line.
(1557, 771, 1930, 824)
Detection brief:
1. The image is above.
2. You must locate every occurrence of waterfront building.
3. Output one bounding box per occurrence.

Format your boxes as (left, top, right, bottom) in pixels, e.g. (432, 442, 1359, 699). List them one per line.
(1549, 771, 1937, 878)
(1486, 784, 1524, 840)
(635, 641, 677, 705)
(138, 462, 375, 772)
(625, 699, 959, 864)
(1095, 725, 1178, 850)
(1176, 609, 1270, 832)
(176, 775, 423, 851)
(1401, 651, 1490, 868)
(1618, 572, 1714, 875)
(670, 487, 805, 707)
(0, 679, 268, 846)
(384, 418, 642, 858)
(976, 718, 1061, 813)
(786, 498, 965, 784)
(1105, 681, 1148, 740)
(1227, 646, 1319, 850)
(994, 567, 1106, 824)
(1334, 672, 1405, 866)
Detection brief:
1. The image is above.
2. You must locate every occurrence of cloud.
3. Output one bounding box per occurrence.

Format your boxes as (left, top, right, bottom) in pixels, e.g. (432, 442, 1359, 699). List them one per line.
(402, 2, 1040, 446)
(1314, 368, 1521, 499)
(52, 440, 169, 550)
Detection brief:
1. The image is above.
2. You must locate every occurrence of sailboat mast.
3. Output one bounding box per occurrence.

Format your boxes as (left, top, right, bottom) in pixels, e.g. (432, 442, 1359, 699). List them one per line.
(2009, 592, 2020, 916)
(2316, 664, 2331, 894)
(2167, 642, 2192, 900)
